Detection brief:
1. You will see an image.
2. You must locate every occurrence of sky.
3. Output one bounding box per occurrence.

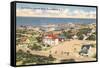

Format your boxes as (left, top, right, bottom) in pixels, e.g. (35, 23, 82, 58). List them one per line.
(16, 3, 96, 19)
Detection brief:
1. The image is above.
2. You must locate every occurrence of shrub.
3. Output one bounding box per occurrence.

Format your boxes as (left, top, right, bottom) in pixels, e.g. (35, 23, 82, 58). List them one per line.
(91, 53, 96, 58)
(86, 35, 96, 40)
(16, 50, 56, 65)
(60, 59, 75, 63)
(91, 44, 96, 48)
(78, 34, 84, 40)
(28, 43, 42, 51)
(77, 28, 92, 40)
(79, 28, 91, 34)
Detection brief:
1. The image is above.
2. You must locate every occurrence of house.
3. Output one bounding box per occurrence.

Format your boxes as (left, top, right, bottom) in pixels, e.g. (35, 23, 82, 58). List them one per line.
(79, 44, 92, 56)
(72, 35, 78, 40)
(42, 34, 59, 46)
(20, 37, 30, 44)
(42, 31, 68, 45)
(58, 33, 67, 42)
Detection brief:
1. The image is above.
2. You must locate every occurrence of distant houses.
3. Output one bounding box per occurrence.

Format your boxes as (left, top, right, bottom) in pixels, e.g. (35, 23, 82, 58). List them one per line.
(17, 23, 96, 47)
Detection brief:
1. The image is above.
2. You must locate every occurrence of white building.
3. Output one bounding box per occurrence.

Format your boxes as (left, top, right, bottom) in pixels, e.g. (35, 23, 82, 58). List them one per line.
(42, 34, 59, 46)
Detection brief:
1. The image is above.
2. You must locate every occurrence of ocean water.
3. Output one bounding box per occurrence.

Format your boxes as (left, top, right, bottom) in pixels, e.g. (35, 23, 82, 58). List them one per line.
(16, 17, 96, 26)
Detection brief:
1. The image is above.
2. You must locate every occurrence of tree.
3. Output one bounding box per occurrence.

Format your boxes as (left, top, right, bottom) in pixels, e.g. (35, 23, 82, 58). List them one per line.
(78, 28, 91, 34)
(28, 43, 42, 51)
(36, 37, 42, 42)
(86, 34, 96, 40)
(77, 32, 84, 40)
(77, 28, 91, 40)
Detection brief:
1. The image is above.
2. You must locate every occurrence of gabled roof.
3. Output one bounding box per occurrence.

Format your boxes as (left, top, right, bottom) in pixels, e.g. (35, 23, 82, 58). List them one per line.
(81, 45, 92, 49)
(44, 34, 58, 39)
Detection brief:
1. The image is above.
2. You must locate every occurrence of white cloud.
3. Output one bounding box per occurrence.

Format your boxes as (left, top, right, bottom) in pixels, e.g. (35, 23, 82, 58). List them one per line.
(16, 8, 96, 19)
(89, 11, 96, 14)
